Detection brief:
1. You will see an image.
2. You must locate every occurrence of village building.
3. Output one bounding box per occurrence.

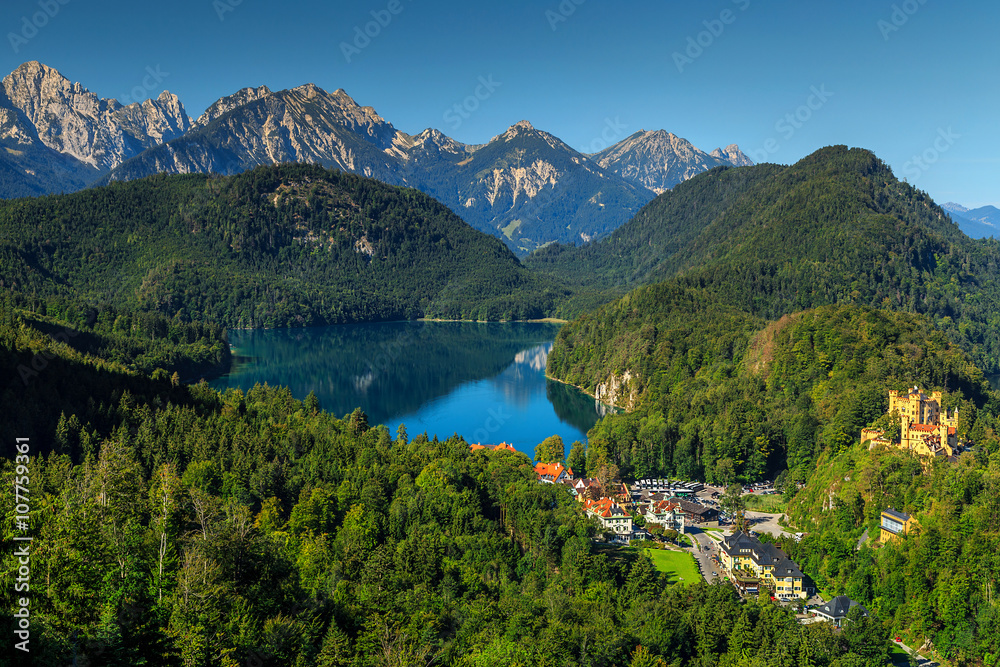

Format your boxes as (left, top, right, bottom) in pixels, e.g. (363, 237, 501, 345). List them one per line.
(811, 595, 869, 627)
(862, 386, 961, 458)
(630, 479, 704, 496)
(718, 531, 809, 599)
(534, 461, 574, 484)
(879, 508, 915, 543)
(583, 497, 633, 540)
(569, 477, 602, 499)
(669, 497, 719, 524)
(636, 499, 685, 533)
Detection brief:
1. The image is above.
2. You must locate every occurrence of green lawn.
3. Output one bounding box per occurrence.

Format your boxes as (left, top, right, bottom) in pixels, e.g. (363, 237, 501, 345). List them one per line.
(889, 643, 909, 657)
(644, 548, 701, 585)
(744, 494, 787, 513)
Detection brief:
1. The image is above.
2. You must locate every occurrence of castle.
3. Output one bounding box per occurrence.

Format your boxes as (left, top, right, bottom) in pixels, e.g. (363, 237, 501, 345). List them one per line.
(861, 386, 961, 458)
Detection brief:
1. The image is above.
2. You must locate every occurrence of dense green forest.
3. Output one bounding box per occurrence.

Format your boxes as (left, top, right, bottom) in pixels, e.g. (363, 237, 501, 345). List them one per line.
(1, 305, 894, 666)
(770, 431, 1000, 666)
(0, 163, 566, 327)
(551, 298, 994, 484)
(531, 147, 1000, 374)
(2, 288, 229, 382)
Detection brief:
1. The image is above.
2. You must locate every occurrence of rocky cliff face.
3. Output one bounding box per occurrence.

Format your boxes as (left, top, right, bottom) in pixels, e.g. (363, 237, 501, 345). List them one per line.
(0, 78, 101, 197)
(593, 370, 639, 411)
(193, 85, 272, 128)
(593, 130, 734, 194)
(1, 61, 190, 172)
(104, 83, 409, 185)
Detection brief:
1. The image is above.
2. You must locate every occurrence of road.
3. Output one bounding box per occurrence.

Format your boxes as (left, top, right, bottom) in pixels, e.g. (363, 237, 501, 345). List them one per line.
(893, 639, 938, 666)
(684, 527, 725, 581)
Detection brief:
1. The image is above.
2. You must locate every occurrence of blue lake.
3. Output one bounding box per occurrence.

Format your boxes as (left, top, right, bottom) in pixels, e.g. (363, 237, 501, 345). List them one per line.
(209, 321, 612, 458)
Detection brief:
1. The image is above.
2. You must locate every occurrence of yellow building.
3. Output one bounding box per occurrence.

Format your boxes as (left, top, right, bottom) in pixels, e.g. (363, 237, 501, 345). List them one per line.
(879, 508, 915, 543)
(718, 532, 809, 599)
(863, 386, 961, 458)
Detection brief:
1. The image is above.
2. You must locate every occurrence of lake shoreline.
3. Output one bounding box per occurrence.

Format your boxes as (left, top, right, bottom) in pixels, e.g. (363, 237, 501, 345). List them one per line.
(418, 317, 569, 324)
(226, 317, 569, 331)
(545, 373, 627, 413)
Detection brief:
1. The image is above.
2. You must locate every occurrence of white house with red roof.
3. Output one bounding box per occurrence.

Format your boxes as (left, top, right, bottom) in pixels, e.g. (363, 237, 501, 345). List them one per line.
(583, 497, 633, 539)
(534, 461, 574, 484)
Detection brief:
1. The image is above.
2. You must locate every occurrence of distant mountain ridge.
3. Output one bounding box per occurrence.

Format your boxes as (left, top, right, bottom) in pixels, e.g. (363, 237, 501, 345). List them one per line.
(0, 61, 750, 253)
(941, 201, 1000, 239)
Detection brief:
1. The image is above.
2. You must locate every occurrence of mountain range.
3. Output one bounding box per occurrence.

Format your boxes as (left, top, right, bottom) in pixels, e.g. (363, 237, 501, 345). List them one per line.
(941, 201, 1000, 239)
(0, 61, 752, 253)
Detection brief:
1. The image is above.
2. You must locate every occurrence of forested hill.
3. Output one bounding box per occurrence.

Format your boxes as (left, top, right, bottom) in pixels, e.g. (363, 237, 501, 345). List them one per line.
(530, 146, 1000, 372)
(550, 298, 995, 483)
(0, 164, 565, 327)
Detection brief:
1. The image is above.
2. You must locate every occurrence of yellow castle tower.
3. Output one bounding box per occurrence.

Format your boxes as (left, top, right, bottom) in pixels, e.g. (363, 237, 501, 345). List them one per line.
(865, 387, 960, 458)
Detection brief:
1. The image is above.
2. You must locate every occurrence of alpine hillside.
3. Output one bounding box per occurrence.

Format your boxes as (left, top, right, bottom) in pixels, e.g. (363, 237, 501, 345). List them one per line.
(542, 145, 1000, 391)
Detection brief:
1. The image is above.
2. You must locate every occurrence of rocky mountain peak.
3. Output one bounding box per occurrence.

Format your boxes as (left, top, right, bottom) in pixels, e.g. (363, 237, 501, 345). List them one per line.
(292, 82, 324, 99)
(499, 120, 537, 140)
(591, 129, 727, 194)
(711, 144, 754, 167)
(2, 61, 190, 171)
(410, 128, 469, 155)
(193, 85, 272, 128)
(641, 129, 679, 142)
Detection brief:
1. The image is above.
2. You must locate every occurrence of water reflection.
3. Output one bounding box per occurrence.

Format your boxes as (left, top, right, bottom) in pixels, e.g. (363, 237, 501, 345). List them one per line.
(211, 322, 612, 454)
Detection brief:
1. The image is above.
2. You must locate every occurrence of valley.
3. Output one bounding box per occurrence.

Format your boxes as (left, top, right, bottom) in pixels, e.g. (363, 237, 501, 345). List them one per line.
(2, 48, 1000, 667)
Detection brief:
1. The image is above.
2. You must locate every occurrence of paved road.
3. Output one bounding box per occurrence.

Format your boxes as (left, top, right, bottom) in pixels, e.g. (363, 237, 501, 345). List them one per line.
(685, 528, 724, 581)
(856, 527, 869, 550)
(893, 639, 938, 666)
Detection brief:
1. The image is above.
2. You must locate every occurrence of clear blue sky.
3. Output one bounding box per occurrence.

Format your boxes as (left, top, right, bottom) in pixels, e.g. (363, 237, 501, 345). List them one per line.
(4, 0, 997, 207)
